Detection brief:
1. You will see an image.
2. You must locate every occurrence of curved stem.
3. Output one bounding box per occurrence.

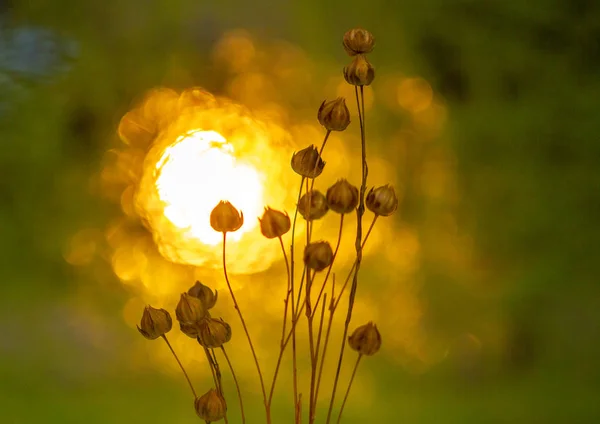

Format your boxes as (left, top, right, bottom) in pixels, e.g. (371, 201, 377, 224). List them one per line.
(161, 335, 197, 398)
(336, 355, 363, 424)
(221, 346, 245, 424)
(222, 233, 269, 424)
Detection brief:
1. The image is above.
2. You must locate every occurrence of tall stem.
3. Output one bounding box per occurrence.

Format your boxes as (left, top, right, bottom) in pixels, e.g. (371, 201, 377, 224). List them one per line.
(267, 236, 292, 407)
(306, 269, 317, 424)
(161, 335, 196, 398)
(222, 233, 270, 424)
(289, 176, 305, 419)
(326, 85, 368, 424)
(221, 346, 245, 424)
(336, 355, 363, 424)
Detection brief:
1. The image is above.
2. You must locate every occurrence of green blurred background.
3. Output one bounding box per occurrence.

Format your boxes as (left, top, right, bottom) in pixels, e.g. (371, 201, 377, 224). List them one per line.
(2, 0, 600, 423)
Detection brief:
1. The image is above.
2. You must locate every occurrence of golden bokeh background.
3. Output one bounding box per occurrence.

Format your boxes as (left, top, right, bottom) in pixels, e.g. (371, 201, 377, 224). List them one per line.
(2, 1, 599, 423)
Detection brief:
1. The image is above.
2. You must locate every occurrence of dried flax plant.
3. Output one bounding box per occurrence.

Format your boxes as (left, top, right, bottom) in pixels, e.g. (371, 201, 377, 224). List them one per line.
(136, 28, 399, 423)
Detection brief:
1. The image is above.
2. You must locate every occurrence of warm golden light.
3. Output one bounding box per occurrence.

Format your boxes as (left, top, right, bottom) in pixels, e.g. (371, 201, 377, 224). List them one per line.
(155, 129, 263, 246)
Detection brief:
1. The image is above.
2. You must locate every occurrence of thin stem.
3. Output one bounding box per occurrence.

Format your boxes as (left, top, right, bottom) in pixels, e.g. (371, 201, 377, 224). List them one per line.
(314, 301, 335, 408)
(312, 214, 345, 315)
(279, 236, 292, 345)
(294, 267, 307, 319)
(333, 215, 378, 310)
(292, 214, 377, 338)
(336, 355, 363, 424)
(289, 176, 305, 418)
(310, 292, 327, 423)
(203, 345, 220, 394)
(306, 269, 317, 423)
(267, 236, 292, 407)
(221, 346, 245, 424)
(222, 233, 270, 424)
(307, 129, 331, 240)
(210, 348, 228, 423)
(326, 85, 368, 424)
(161, 335, 197, 398)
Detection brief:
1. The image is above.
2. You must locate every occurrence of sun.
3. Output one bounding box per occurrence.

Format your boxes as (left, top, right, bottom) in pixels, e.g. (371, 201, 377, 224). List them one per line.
(154, 130, 264, 246)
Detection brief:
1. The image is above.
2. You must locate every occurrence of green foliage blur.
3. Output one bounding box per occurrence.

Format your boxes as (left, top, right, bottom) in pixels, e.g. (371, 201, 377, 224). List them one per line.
(1, 0, 599, 423)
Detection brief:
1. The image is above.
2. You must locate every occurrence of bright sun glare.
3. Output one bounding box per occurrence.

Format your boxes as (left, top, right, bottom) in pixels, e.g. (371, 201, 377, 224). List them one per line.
(154, 130, 264, 246)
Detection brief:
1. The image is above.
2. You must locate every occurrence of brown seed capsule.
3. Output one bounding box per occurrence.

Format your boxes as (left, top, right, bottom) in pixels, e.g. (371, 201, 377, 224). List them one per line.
(259, 207, 291, 239)
(194, 388, 227, 422)
(291, 145, 325, 179)
(197, 318, 232, 348)
(318, 98, 351, 132)
(343, 54, 375, 86)
(210, 201, 244, 233)
(348, 322, 381, 356)
(366, 185, 398, 216)
(175, 293, 207, 337)
(304, 241, 334, 271)
(188, 281, 218, 310)
(343, 28, 375, 56)
(137, 306, 172, 340)
(326, 179, 359, 214)
(298, 190, 329, 221)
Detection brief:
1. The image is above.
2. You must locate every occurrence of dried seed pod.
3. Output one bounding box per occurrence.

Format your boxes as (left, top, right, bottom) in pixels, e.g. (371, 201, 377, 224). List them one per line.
(259, 207, 291, 239)
(318, 98, 351, 132)
(194, 388, 227, 422)
(188, 281, 218, 310)
(137, 306, 172, 340)
(197, 318, 232, 348)
(291, 145, 325, 179)
(304, 241, 333, 271)
(326, 179, 359, 214)
(366, 185, 398, 216)
(298, 190, 329, 220)
(343, 28, 375, 56)
(176, 293, 207, 339)
(210, 201, 244, 233)
(343, 54, 375, 86)
(348, 322, 381, 356)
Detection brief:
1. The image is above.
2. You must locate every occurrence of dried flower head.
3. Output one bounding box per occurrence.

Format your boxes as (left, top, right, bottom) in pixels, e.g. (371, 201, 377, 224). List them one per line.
(210, 201, 244, 233)
(348, 322, 382, 356)
(343, 54, 375, 86)
(291, 145, 325, 179)
(194, 388, 227, 422)
(188, 281, 218, 310)
(259, 207, 291, 239)
(176, 293, 207, 338)
(197, 318, 232, 348)
(304, 241, 334, 271)
(318, 98, 351, 131)
(326, 179, 359, 214)
(137, 306, 172, 340)
(343, 28, 375, 56)
(366, 185, 398, 216)
(298, 190, 329, 220)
